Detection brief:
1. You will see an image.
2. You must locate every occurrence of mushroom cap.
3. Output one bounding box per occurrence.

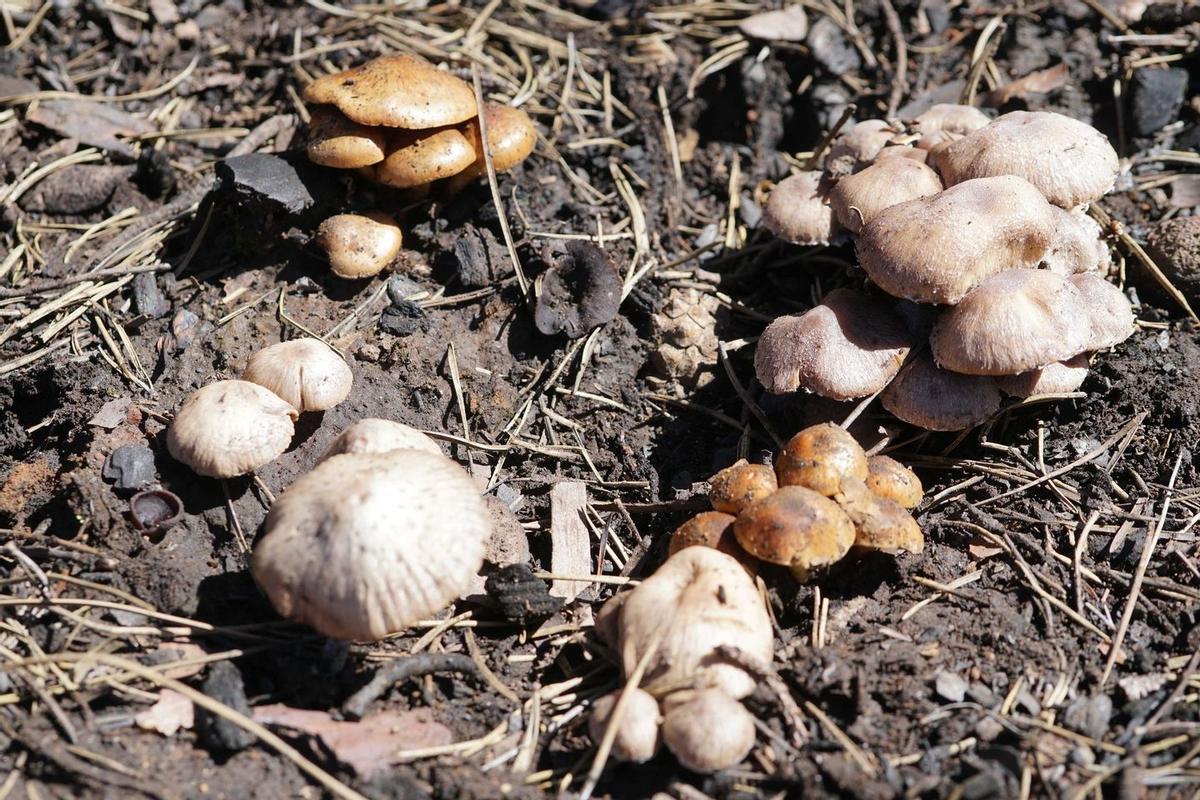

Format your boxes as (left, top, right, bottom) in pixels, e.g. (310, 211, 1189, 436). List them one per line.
(462, 103, 538, 173)
(875, 145, 929, 164)
(775, 422, 869, 496)
(316, 212, 403, 279)
(829, 157, 943, 233)
(242, 338, 353, 412)
(318, 418, 443, 463)
(371, 126, 477, 189)
(858, 175, 1057, 305)
(588, 689, 662, 764)
(761, 171, 840, 246)
(912, 104, 990, 136)
(754, 288, 913, 400)
(733, 485, 856, 579)
(668, 511, 757, 572)
(1043, 206, 1111, 275)
(1069, 272, 1136, 350)
(996, 353, 1091, 398)
(302, 54, 477, 129)
(835, 477, 924, 554)
(661, 688, 756, 774)
(709, 460, 778, 515)
(166, 380, 298, 478)
(930, 268, 1092, 375)
(827, 119, 897, 168)
(251, 450, 488, 641)
(615, 547, 773, 700)
(865, 455, 924, 509)
(931, 110, 1119, 208)
(305, 105, 387, 168)
(880, 353, 1002, 431)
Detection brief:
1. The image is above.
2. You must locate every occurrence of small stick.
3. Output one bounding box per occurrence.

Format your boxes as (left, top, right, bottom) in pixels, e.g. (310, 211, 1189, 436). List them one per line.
(804, 104, 857, 170)
(341, 652, 479, 720)
(878, 0, 908, 118)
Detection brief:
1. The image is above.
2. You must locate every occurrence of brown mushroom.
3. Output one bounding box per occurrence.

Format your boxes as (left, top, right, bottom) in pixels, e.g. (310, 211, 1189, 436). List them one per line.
(865, 455, 923, 509)
(242, 337, 353, 412)
(708, 460, 778, 515)
(775, 422, 869, 496)
(306, 106, 387, 168)
(835, 477, 924, 554)
(880, 353, 1002, 431)
(733, 486, 856, 581)
(667, 511, 757, 572)
(829, 157, 943, 233)
(827, 119, 898, 171)
(372, 127, 477, 188)
(761, 171, 840, 246)
(443, 103, 538, 192)
(166, 380, 298, 478)
(302, 54, 477, 129)
(315, 212, 403, 279)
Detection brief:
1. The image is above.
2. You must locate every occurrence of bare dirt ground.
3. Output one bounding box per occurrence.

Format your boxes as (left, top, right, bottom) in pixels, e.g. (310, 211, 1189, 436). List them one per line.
(1, 1, 1199, 798)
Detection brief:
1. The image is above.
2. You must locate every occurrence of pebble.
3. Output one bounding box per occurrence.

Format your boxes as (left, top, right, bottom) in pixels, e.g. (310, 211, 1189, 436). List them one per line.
(132, 272, 170, 318)
(1063, 693, 1113, 740)
(1132, 68, 1188, 136)
(195, 662, 256, 752)
(934, 669, 968, 703)
(102, 445, 156, 491)
(379, 299, 432, 336)
(806, 16, 861, 75)
(974, 716, 1004, 741)
(386, 274, 424, 305)
(214, 153, 314, 215)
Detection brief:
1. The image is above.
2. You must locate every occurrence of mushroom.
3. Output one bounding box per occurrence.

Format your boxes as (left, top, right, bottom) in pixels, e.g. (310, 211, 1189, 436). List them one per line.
(827, 119, 897, 171)
(931, 110, 1120, 208)
(588, 689, 662, 764)
(858, 176, 1057, 304)
(761, 171, 840, 246)
(880, 353, 1002, 431)
(302, 54, 477, 130)
(1069, 272, 1136, 350)
(306, 106, 387, 168)
(166, 380, 298, 478)
(911, 104, 990, 136)
(865, 455, 923, 509)
(829, 157, 943, 233)
(875, 145, 929, 164)
(371, 127, 477, 189)
(613, 547, 773, 700)
(251, 450, 488, 641)
(315, 212, 403, 279)
(661, 688, 756, 773)
(667, 511, 757, 572)
(775, 422, 869, 496)
(318, 418, 443, 462)
(733, 486, 856, 581)
(242, 338, 353, 412)
(834, 477, 924, 554)
(708, 459, 777, 515)
(1043, 207, 1111, 275)
(929, 269, 1092, 375)
(996, 353, 1091, 398)
(444, 103, 539, 192)
(754, 288, 913, 400)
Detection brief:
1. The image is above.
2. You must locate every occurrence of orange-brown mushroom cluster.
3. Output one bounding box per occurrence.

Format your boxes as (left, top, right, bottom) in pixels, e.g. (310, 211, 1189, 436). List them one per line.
(757, 108, 1136, 430)
(669, 423, 925, 580)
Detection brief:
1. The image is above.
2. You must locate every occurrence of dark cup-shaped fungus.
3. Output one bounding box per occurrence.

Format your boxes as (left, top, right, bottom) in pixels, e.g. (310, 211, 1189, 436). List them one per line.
(775, 423, 869, 496)
(734, 486, 856, 581)
(532, 241, 623, 338)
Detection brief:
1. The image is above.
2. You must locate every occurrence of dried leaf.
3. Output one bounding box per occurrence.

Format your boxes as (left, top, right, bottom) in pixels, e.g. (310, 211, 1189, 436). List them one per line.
(26, 102, 154, 158)
(968, 542, 1004, 560)
(986, 63, 1069, 107)
(134, 689, 194, 736)
(548, 481, 591, 600)
(88, 397, 133, 430)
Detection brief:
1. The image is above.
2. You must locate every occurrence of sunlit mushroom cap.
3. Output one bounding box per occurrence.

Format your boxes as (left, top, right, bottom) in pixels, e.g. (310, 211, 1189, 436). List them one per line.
(251, 450, 488, 641)
(912, 104, 990, 136)
(306, 106, 388, 168)
(858, 175, 1056, 304)
(242, 338, 352, 412)
(1069, 272, 1136, 350)
(827, 119, 897, 168)
(880, 353, 1002, 431)
(318, 418, 443, 463)
(166, 380, 298, 478)
(615, 547, 773, 700)
(588, 689, 662, 764)
(996, 353, 1091, 398)
(316, 212, 403, 279)
(865, 455, 923, 509)
(775, 422, 869, 496)
(875, 145, 929, 164)
(761, 171, 840, 246)
(835, 477, 923, 554)
(302, 54, 477, 129)
(734, 485, 856, 580)
(442, 103, 539, 193)
(661, 689, 756, 774)
(754, 288, 913, 400)
(930, 268, 1091, 375)
(372, 127, 477, 188)
(931, 110, 1120, 208)
(829, 157, 943, 233)
(708, 460, 777, 515)
(1043, 206, 1111, 275)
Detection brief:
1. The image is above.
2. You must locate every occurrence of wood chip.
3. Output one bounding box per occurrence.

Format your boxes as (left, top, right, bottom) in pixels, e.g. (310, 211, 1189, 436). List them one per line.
(548, 480, 592, 600)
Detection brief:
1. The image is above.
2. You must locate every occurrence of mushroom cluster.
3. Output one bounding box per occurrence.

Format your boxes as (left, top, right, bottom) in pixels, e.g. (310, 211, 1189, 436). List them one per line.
(303, 54, 537, 279)
(758, 108, 1136, 430)
(670, 423, 924, 580)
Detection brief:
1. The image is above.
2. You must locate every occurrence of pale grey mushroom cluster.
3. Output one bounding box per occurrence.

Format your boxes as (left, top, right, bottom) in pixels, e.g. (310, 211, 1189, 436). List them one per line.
(756, 108, 1136, 430)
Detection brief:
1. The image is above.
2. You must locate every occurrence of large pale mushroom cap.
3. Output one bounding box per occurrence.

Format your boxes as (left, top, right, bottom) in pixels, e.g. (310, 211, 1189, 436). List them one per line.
(166, 380, 298, 478)
(857, 175, 1057, 305)
(931, 110, 1120, 208)
(754, 288, 913, 400)
(829, 157, 944, 233)
(306, 106, 388, 168)
(373, 127, 477, 189)
(880, 353, 1002, 431)
(930, 269, 1091, 375)
(614, 547, 773, 700)
(1043, 207, 1111, 275)
(251, 450, 488, 641)
(761, 171, 840, 245)
(302, 55, 477, 129)
(316, 212, 403, 279)
(1069, 272, 1136, 350)
(661, 689, 756, 774)
(733, 485, 856, 580)
(242, 338, 353, 412)
(996, 353, 1091, 398)
(318, 418, 443, 463)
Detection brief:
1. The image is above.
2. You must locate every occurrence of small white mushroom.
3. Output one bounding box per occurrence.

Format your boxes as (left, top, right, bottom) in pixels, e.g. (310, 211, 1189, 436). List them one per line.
(661, 688, 757, 773)
(242, 338, 353, 412)
(587, 689, 662, 764)
(318, 418, 443, 462)
(166, 380, 298, 478)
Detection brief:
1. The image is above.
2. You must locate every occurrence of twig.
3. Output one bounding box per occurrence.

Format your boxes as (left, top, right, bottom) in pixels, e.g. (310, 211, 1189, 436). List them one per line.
(341, 652, 479, 719)
(878, 0, 907, 118)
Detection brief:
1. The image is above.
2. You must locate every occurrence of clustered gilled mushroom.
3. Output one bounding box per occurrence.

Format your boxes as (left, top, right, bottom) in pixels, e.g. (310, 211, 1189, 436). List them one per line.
(303, 54, 537, 279)
(758, 108, 1136, 431)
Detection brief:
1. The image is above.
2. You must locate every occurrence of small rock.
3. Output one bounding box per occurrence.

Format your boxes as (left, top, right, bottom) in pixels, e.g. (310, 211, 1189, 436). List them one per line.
(966, 682, 998, 706)
(934, 669, 968, 703)
(532, 242, 622, 339)
(385, 274, 424, 305)
(135, 147, 178, 199)
(379, 300, 431, 336)
(214, 154, 314, 215)
(102, 445, 156, 491)
(171, 309, 208, 351)
(1131, 68, 1188, 136)
(1070, 745, 1095, 766)
(974, 716, 1004, 741)
(195, 662, 255, 752)
(738, 5, 808, 41)
(806, 15, 861, 75)
(1063, 693, 1112, 741)
(133, 272, 170, 318)
(739, 195, 762, 229)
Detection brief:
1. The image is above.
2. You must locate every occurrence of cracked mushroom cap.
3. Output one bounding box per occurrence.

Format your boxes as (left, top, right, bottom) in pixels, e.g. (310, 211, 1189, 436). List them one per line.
(865, 455, 923, 509)
(242, 338, 353, 412)
(302, 54, 477, 129)
(708, 460, 777, 515)
(880, 353, 1002, 431)
(167, 381, 297, 478)
(306, 106, 387, 168)
(912, 104, 990, 136)
(371, 127, 477, 188)
(835, 477, 924, 554)
(829, 157, 944, 233)
(931, 110, 1120, 208)
(858, 175, 1057, 305)
(761, 171, 840, 245)
(996, 353, 1091, 398)
(615, 547, 773, 700)
(1043, 207, 1111, 275)
(734, 486, 856, 581)
(775, 423, 869, 497)
(754, 288, 913, 400)
(316, 212, 403, 279)
(1069, 272, 1136, 350)
(661, 689, 756, 774)
(318, 418, 443, 463)
(588, 689, 662, 764)
(930, 269, 1092, 376)
(828, 119, 897, 168)
(251, 450, 488, 641)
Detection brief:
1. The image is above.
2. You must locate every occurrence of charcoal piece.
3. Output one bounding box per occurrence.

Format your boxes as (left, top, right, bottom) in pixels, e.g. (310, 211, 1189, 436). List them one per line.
(102, 445, 156, 491)
(195, 661, 255, 752)
(379, 299, 432, 336)
(214, 153, 314, 215)
(485, 563, 564, 624)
